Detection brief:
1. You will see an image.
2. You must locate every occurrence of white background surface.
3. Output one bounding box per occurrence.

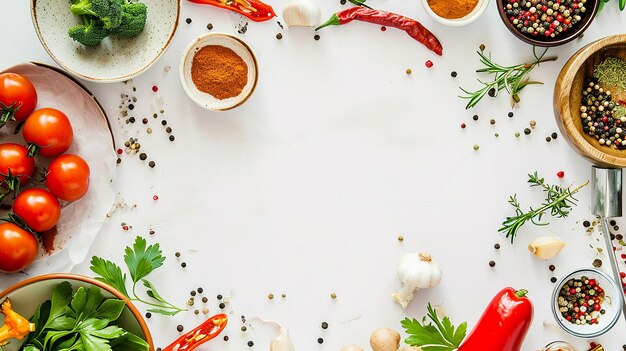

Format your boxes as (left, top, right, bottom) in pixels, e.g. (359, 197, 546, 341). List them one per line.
(1, 0, 626, 350)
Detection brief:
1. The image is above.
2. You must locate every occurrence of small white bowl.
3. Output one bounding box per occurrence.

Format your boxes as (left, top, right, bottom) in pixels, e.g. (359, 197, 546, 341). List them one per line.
(31, 0, 180, 82)
(420, 0, 490, 26)
(180, 33, 258, 111)
(551, 268, 623, 338)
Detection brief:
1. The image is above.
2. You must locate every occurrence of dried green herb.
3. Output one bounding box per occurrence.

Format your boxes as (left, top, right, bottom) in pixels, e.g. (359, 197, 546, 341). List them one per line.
(594, 57, 626, 90)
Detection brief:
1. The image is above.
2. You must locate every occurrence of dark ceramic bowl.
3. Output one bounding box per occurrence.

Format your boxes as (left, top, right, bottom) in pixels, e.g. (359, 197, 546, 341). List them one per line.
(496, 0, 599, 47)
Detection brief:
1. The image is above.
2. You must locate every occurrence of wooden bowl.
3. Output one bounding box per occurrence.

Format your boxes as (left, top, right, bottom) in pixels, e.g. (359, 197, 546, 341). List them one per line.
(496, 0, 599, 47)
(554, 34, 626, 167)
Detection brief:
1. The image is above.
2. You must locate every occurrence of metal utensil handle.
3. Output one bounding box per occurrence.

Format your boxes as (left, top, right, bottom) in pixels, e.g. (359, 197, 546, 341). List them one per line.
(600, 218, 626, 322)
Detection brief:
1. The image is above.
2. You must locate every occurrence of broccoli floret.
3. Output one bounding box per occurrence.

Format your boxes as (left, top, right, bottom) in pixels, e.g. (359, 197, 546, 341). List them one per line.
(68, 15, 110, 46)
(70, 0, 122, 29)
(111, 2, 147, 38)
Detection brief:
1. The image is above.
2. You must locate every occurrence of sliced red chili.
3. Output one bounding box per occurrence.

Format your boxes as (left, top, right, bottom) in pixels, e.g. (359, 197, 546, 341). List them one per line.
(188, 0, 276, 22)
(162, 314, 228, 351)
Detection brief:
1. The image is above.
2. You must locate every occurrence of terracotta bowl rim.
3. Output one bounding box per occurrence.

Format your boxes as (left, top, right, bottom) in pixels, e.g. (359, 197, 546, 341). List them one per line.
(0, 273, 154, 351)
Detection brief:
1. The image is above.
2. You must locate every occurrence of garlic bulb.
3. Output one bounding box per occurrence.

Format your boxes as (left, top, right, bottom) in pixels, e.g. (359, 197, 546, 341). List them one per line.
(370, 328, 401, 351)
(528, 236, 565, 260)
(282, 0, 321, 27)
(393, 252, 442, 309)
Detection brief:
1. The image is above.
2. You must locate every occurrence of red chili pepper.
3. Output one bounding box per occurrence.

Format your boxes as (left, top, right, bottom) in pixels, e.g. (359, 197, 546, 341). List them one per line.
(457, 287, 533, 351)
(316, 7, 443, 56)
(188, 0, 276, 22)
(162, 314, 228, 351)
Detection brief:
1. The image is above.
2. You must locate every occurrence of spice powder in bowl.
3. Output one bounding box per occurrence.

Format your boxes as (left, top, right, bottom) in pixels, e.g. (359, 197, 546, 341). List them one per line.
(428, 0, 479, 20)
(191, 45, 248, 100)
(180, 33, 258, 111)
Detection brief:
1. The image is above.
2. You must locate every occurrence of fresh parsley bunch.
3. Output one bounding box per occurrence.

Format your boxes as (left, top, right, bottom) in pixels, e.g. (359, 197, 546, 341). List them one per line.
(20, 281, 149, 351)
(401, 304, 467, 351)
(90, 236, 186, 316)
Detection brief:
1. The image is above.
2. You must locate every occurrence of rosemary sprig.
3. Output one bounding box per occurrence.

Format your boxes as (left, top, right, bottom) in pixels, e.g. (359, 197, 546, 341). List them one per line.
(499, 172, 589, 243)
(459, 46, 558, 109)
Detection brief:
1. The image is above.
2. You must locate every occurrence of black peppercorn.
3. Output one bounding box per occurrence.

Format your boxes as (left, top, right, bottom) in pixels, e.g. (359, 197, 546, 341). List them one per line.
(472, 115, 479, 121)
(583, 220, 591, 227)
(169, 135, 175, 141)
(139, 153, 147, 160)
(546, 136, 551, 142)
(321, 322, 328, 329)
(166, 127, 172, 133)
(524, 128, 531, 135)
(247, 341, 254, 347)
(610, 220, 616, 226)
(161, 120, 167, 126)
(551, 277, 557, 283)
(175, 252, 180, 257)
(488, 88, 496, 97)
(129, 117, 136, 123)
(177, 325, 184, 332)
(128, 104, 134, 110)
(217, 294, 223, 300)
(149, 161, 156, 168)
(317, 338, 324, 344)
(508, 112, 514, 118)
(186, 18, 192, 24)
(314, 34, 320, 41)
(198, 287, 204, 293)
(551, 132, 558, 139)
(451, 71, 457, 78)
(191, 290, 197, 296)
(617, 234, 623, 240)
(340, 0, 346, 4)
(223, 335, 229, 341)
(207, 23, 213, 30)
(276, 33, 283, 40)
(202, 297, 208, 303)
(116, 158, 121, 164)
(181, 262, 187, 268)
(489, 260, 496, 267)
(145, 312, 152, 318)
(494, 243, 500, 249)
(241, 326, 247, 332)
(142, 118, 148, 124)
(219, 302, 225, 309)
(549, 264, 555, 271)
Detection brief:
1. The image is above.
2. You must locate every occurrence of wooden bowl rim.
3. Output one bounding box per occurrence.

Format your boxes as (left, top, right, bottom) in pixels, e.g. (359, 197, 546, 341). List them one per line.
(0, 273, 154, 351)
(495, 0, 599, 47)
(554, 34, 626, 167)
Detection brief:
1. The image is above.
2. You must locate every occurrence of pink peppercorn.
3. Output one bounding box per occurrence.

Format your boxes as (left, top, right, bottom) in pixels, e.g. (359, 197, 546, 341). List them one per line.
(557, 171, 565, 178)
(381, 26, 386, 31)
(152, 86, 158, 92)
(461, 123, 466, 129)
(425, 60, 433, 68)
(153, 195, 159, 201)
(117, 148, 123, 155)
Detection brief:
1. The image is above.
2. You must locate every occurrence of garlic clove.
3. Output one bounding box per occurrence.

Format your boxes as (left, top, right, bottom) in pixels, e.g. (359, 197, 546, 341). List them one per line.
(528, 236, 566, 260)
(282, 0, 321, 27)
(257, 318, 295, 351)
(370, 328, 401, 351)
(341, 345, 364, 351)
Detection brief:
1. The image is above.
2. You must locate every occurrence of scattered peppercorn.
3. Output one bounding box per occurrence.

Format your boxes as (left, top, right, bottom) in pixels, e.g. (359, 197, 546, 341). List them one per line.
(593, 259, 603, 267)
(191, 290, 197, 296)
(489, 260, 496, 267)
(508, 112, 514, 118)
(186, 18, 192, 24)
(219, 302, 226, 309)
(152, 86, 158, 92)
(397, 235, 404, 242)
(175, 252, 181, 257)
(321, 322, 328, 329)
(549, 264, 556, 271)
(169, 135, 175, 141)
(546, 136, 552, 142)
(202, 308, 209, 314)
(381, 26, 386, 31)
(473, 144, 480, 151)
(128, 104, 134, 110)
(145, 312, 152, 318)
(610, 220, 616, 226)
(340, 0, 346, 4)
(223, 335, 229, 341)
(314, 34, 321, 40)
(153, 195, 159, 201)
(116, 158, 121, 164)
(529, 120, 536, 128)
(425, 60, 433, 68)
(472, 115, 479, 121)
(161, 120, 167, 126)
(406, 68, 412, 75)
(194, 309, 199, 315)
(149, 161, 156, 168)
(524, 128, 531, 135)
(557, 171, 565, 178)
(149, 229, 155, 235)
(551, 277, 558, 283)
(281, 293, 286, 298)
(552, 132, 558, 139)
(276, 33, 283, 40)
(217, 294, 223, 300)
(142, 118, 148, 124)
(461, 123, 467, 129)
(617, 234, 623, 240)
(241, 326, 247, 332)
(330, 293, 337, 299)
(177, 325, 184, 332)
(451, 71, 457, 77)
(583, 220, 591, 227)
(202, 297, 208, 303)
(490, 119, 496, 125)
(181, 262, 187, 268)
(268, 293, 274, 300)
(515, 132, 521, 137)
(494, 243, 501, 249)
(247, 341, 254, 347)
(488, 88, 496, 97)
(318, 338, 324, 344)
(197, 287, 203, 293)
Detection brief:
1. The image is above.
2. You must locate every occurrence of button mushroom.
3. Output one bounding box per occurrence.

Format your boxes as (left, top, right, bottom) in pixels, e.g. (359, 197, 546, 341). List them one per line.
(340, 345, 364, 351)
(370, 328, 400, 351)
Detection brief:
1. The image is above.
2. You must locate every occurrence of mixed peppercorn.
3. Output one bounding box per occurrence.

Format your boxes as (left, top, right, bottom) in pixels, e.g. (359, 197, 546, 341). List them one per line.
(557, 276, 605, 325)
(503, 0, 587, 39)
(580, 78, 626, 149)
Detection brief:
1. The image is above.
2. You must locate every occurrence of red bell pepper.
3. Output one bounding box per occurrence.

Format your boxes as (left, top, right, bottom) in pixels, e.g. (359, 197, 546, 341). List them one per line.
(162, 314, 228, 351)
(188, 0, 276, 22)
(458, 287, 533, 351)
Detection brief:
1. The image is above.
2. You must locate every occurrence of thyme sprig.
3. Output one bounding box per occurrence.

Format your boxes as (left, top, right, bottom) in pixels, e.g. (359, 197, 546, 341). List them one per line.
(460, 46, 558, 109)
(499, 172, 589, 243)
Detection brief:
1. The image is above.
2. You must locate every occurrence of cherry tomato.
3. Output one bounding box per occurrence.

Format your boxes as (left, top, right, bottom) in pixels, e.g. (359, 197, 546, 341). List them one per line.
(23, 108, 73, 158)
(0, 222, 39, 273)
(0, 73, 38, 128)
(46, 154, 90, 201)
(0, 143, 35, 185)
(13, 188, 61, 232)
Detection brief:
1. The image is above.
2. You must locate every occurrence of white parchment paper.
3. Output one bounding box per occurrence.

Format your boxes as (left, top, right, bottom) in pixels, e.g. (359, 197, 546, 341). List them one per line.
(0, 63, 115, 288)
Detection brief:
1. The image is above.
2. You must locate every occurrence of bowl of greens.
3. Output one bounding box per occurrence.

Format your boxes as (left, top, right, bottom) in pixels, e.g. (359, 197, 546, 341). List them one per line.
(0, 273, 153, 351)
(30, 0, 180, 82)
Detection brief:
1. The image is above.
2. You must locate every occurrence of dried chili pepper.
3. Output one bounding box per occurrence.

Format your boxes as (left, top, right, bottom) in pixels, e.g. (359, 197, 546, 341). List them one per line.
(162, 314, 228, 351)
(316, 7, 443, 56)
(188, 0, 276, 22)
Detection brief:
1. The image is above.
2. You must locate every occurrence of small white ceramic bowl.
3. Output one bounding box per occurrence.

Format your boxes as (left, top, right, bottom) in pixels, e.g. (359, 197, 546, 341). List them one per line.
(30, 0, 180, 82)
(551, 268, 623, 338)
(180, 33, 258, 111)
(420, 0, 490, 26)
(0, 274, 154, 351)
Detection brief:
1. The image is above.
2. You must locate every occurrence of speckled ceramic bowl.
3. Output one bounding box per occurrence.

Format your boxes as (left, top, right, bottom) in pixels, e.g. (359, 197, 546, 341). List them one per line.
(0, 274, 154, 351)
(31, 0, 180, 82)
(180, 33, 258, 111)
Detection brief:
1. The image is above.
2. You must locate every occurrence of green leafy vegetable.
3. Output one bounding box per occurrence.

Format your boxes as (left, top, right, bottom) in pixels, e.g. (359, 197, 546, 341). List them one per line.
(90, 236, 186, 316)
(401, 303, 467, 351)
(20, 282, 149, 351)
(499, 172, 588, 243)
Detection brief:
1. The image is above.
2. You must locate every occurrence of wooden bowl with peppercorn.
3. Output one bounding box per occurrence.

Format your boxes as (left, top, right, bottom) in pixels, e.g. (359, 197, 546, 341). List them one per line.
(496, 0, 599, 47)
(554, 34, 626, 167)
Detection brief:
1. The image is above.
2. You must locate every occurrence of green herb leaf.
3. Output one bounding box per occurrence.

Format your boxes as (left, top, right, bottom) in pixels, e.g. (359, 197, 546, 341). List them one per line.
(95, 300, 126, 322)
(49, 282, 73, 323)
(141, 280, 167, 304)
(90, 256, 130, 298)
(401, 304, 467, 351)
(146, 308, 181, 316)
(80, 332, 112, 351)
(89, 326, 126, 340)
(110, 332, 150, 351)
(124, 236, 165, 284)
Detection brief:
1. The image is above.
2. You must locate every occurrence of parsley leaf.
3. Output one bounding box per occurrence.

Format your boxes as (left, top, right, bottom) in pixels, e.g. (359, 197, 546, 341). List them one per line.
(90, 256, 130, 298)
(124, 236, 165, 284)
(401, 303, 467, 351)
